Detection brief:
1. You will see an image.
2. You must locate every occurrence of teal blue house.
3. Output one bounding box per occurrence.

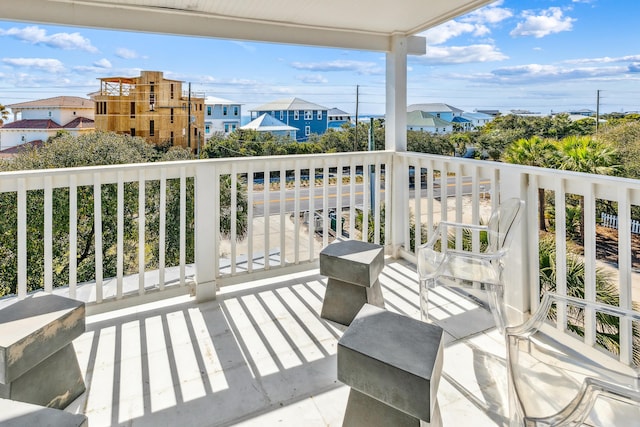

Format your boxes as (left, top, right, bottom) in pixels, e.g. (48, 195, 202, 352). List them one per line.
(251, 97, 328, 141)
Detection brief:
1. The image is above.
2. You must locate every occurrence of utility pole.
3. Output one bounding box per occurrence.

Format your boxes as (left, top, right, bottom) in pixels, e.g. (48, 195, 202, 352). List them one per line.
(354, 85, 359, 151)
(596, 89, 601, 134)
(187, 82, 192, 148)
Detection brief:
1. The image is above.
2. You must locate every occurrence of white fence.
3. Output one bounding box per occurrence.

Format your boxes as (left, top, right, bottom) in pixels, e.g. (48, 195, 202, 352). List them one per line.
(601, 212, 640, 234)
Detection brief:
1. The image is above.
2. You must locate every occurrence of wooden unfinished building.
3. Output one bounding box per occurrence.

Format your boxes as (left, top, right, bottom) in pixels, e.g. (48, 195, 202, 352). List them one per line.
(93, 71, 205, 150)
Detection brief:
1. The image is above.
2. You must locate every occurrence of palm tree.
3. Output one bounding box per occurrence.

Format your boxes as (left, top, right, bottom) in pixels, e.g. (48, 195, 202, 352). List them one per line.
(557, 136, 619, 242)
(503, 136, 558, 231)
(0, 104, 9, 126)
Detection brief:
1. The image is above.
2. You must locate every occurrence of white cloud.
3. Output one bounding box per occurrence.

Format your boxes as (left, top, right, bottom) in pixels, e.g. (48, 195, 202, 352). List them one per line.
(115, 48, 139, 59)
(510, 7, 575, 38)
(564, 55, 640, 64)
(290, 60, 382, 75)
(297, 74, 328, 84)
(462, 3, 513, 25)
(487, 63, 629, 83)
(232, 41, 257, 53)
(93, 58, 112, 68)
(423, 44, 508, 64)
(0, 26, 98, 52)
(2, 57, 65, 72)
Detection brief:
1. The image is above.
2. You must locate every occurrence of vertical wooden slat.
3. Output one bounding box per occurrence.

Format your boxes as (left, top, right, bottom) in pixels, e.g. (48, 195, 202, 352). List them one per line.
(374, 162, 381, 245)
(138, 169, 145, 295)
(308, 162, 315, 261)
(554, 179, 567, 330)
(414, 161, 422, 252)
(159, 169, 166, 291)
(247, 164, 254, 272)
(362, 158, 370, 243)
(116, 172, 124, 298)
(231, 166, 237, 274)
(349, 158, 356, 240)
(180, 167, 186, 285)
(384, 156, 391, 250)
(69, 176, 77, 299)
(280, 165, 286, 267)
(94, 174, 103, 303)
(583, 183, 597, 346)
(17, 179, 26, 299)
(264, 165, 270, 269)
(336, 159, 343, 241)
(44, 176, 53, 293)
(322, 162, 329, 248)
(618, 187, 633, 364)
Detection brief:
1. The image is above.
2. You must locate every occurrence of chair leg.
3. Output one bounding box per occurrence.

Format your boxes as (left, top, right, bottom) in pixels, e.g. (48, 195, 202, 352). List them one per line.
(419, 279, 432, 322)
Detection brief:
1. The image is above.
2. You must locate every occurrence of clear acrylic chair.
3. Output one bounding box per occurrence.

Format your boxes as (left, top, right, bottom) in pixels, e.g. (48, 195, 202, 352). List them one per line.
(416, 197, 524, 331)
(506, 293, 640, 426)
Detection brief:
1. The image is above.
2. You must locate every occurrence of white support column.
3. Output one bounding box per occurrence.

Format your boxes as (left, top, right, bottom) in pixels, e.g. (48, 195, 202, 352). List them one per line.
(386, 35, 408, 256)
(195, 164, 217, 301)
(499, 168, 531, 322)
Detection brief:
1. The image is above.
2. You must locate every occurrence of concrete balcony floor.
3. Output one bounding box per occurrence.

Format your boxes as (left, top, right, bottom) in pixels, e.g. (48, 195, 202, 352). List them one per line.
(66, 258, 509, 426)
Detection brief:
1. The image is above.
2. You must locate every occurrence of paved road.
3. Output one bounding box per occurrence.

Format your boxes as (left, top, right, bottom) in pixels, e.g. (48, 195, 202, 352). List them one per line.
(251, 178, 491, 217)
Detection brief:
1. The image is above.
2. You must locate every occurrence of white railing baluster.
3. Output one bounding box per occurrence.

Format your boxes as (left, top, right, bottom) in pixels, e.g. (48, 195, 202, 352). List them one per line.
(584, 183, 597, 346)
(247, 164, 254, 272)
(94, 173, 103, 303)
(426, 161, 434, 243)
(280, 165, 287, 267)
(554, 178, 567, 330)
(322, 161, 329, 248)
(308, 161, 315, 261)
(44, 176, 53, 293)
(618, 187, 633, 365)
(384, 155, 391, 248)
(180, 167, 186, 285)
(138, 169, 145, 295)
(159, 169, 166, 291)
(17, 178, 26, 299)
(231, 165, 237, 275)
(349, 158, 356, 240)
(374, 161, 381, 245)
(414, 160, 422, 250)
(69, 175, 77, 299)
(336, 159, 343, 241)
(264, 165, 270, 269)
(294, 162, 300, 264)
(528, 174, 541, 313)
(117, 171, 124, 298)
(362, 158, 370, 243)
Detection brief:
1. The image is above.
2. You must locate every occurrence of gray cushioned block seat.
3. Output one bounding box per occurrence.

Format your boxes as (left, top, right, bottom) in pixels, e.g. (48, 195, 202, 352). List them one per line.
(0, 397, 87, 427)
(338, 304, 444, 426)
(320, 241, 385, 326)
(0, 294, 86, 409)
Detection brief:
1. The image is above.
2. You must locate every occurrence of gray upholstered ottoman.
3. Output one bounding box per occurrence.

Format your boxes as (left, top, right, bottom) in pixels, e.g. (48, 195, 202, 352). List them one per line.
(319, 240, 385, 326)
(338, 304, 444, 427)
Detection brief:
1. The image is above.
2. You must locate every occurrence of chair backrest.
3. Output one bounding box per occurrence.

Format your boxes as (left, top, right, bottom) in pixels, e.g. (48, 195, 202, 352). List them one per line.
(487, 198, 525, 253)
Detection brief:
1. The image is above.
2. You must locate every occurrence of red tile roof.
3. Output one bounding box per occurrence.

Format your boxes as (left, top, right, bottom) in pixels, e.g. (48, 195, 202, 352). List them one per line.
(63, 117, 95, 128)
(0, 140, 44, 157)
(2, 119, 63, 129)
(8, 96, 94, 109)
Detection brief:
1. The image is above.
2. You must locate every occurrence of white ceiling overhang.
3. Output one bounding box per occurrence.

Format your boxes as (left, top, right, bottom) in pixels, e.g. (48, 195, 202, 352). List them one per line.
(0, 0, 493, 54)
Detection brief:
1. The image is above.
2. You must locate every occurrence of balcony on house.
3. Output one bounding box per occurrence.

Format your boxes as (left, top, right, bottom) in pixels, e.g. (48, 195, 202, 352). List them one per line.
(1, 150, 639, 426)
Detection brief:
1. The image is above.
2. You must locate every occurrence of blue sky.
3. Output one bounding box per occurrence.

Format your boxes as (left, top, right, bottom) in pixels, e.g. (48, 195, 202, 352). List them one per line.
(0, 0, 638, 117)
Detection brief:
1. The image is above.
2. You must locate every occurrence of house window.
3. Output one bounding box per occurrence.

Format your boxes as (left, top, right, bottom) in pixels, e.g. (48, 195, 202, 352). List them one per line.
(207, 106, 212, 115)
(150, 120, 155, 136)
(205, 124, 210, 133)
(294, 110, 299, 120)
(170, 83, 174, 100)
(231, 123, 237, 132)
(170, 131, 174, 144)
(130, 102, 135, 118)
(149, 82, 155, 107)
(131, 128, 136, 137)
(170, 108, 174, 124)
(305, 126, 310, 136)
(233, 106, 239, 116)
(223, 106, 228, 116)
(436, 113, 440, 118)
(280, 111, 284, 120)
(304, 110, 312, 120)
(317, 110, 322, 120)
(224, 123, 230, 133)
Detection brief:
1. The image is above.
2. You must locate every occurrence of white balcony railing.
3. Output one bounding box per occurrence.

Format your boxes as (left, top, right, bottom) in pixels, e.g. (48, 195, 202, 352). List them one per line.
(2, 150, 640, 356)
